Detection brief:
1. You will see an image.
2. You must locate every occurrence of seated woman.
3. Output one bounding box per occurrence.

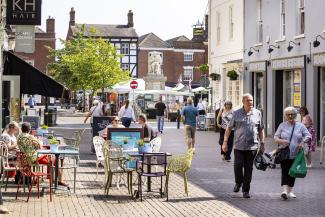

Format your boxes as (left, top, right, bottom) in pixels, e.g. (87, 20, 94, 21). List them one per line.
(99, 116, 125, 138)
(1, 121, 20, 151)
(17, 122, 68, 187)
(138, 115, 156, 142)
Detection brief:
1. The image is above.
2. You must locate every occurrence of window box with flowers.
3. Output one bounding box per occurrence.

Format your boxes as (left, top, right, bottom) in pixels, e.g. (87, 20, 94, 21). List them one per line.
(227, 70, 239, 80)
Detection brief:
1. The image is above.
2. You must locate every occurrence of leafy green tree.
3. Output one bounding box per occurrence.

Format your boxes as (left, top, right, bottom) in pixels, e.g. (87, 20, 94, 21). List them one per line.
(48, 25, 130, 110)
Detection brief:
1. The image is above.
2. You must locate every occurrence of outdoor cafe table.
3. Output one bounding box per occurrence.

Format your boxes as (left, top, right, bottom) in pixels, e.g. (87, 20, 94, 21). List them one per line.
(37, 149, 79, 192)
(128, 152, 172, 192)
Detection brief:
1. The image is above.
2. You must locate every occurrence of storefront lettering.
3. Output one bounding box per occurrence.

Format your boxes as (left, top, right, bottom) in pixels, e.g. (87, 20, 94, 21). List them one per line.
(248, 62, 265, 72)
(313, 53, 325, 66)
(271, 57, 304, 70)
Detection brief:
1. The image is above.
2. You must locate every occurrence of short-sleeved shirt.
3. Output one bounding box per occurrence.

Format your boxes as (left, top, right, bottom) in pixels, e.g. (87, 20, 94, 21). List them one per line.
(181, 105, 198, 127)
(274, 122, 311, 159)
(155, 102, 166, 116)
(228, 107, 264, 150)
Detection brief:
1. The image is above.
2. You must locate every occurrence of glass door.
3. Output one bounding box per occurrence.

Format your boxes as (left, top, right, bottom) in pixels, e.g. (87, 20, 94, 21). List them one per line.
(254, 72, 264, 114)
(320, 68, 325, 139)
(283, 69, 302, 121)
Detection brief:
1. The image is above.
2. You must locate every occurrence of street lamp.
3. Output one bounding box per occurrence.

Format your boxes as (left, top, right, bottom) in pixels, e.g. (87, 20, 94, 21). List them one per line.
(247, 47, 259, 56)
(313, 35, 325, 47)
(287, 41, 300, 52)
(268, 44, 280, 53)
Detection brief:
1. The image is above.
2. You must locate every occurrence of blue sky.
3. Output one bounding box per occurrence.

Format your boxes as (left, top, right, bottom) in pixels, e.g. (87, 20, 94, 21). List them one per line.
(40, 0, 208, 46)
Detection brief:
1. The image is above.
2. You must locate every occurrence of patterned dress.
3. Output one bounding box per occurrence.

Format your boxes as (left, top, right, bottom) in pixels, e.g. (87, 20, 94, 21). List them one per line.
(302, 115, 317, 152)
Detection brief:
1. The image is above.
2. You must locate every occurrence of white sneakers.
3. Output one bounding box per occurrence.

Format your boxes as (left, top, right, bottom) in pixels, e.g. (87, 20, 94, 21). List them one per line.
(281, 192, 297, 200)
(306, 163, 312, 168)
(288, 192, 297, 198)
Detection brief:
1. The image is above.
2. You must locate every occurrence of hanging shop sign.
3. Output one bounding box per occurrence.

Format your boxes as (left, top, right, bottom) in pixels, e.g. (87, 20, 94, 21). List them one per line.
(248, 61, 266, 72)
(313, 53, 325, 67)
(15, 25, 35, 53)
(7, 0, 42, 25)
(271, 56, 304, 70)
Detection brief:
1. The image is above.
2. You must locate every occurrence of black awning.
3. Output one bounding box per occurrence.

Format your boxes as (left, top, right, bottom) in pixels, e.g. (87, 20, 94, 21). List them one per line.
(3, 51, 69, 99)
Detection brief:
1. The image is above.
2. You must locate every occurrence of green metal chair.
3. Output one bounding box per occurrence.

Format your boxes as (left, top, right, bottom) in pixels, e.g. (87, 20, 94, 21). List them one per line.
(102, 141, 134, 196)
(165, 148, 195, 199)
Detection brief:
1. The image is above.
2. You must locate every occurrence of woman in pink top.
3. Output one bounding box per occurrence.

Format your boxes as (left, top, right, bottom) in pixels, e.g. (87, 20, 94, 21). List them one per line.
(299, 106, 317, 167)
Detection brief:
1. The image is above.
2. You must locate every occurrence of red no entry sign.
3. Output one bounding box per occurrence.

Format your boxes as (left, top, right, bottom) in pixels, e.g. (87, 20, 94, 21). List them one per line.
(130, 80, 138, 89)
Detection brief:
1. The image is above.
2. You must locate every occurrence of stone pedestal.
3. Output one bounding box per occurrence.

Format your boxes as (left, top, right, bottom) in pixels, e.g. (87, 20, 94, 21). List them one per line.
(143, 74, 167, 90)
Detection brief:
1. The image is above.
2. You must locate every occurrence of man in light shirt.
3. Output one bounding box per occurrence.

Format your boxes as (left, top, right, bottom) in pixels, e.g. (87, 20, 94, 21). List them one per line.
(84, 100, 104, 127)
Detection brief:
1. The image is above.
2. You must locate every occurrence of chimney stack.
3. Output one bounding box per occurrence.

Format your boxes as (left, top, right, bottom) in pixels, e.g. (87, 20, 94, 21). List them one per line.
(46, 16, 55, 33)
(69, 7, 75, 26)
(127, 10, 134, 28)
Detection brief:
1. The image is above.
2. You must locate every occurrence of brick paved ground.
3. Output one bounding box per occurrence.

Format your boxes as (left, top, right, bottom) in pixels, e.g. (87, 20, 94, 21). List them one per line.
(2, 116, 325, 217)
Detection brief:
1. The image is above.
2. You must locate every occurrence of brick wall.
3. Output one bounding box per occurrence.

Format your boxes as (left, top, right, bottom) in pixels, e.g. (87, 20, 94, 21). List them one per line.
(138, 47, 206, 87)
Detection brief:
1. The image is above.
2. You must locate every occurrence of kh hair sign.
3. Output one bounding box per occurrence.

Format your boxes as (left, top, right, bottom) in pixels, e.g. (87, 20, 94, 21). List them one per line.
(7, 0, 42, 25)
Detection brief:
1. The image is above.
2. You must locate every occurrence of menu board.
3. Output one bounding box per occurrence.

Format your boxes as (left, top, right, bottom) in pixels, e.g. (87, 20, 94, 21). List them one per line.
(108, 128, 143, 149)
(92, 116, 112, 137)
(22, 115, 40, 130)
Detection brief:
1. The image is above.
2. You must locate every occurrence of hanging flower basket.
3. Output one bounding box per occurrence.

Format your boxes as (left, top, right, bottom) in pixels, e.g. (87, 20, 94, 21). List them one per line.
(209, 73, 221, 81)
(227, 70, 239, 80)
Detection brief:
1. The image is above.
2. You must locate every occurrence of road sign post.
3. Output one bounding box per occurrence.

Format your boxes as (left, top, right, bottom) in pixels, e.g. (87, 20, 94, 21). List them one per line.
(130, 80, 138, 118)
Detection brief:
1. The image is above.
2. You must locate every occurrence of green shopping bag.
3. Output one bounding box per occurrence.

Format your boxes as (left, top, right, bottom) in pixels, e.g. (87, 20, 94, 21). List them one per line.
(289, 149, 307, 178)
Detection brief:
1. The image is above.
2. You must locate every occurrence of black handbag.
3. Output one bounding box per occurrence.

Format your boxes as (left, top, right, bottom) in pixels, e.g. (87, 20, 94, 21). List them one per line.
(274, 124, 295, 164)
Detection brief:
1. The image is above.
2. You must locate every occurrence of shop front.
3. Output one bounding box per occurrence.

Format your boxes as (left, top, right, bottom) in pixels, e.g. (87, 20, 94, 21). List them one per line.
(248, 61, 267, 125)
(272, 56, 305, 130)
(313, 52, 325, 140)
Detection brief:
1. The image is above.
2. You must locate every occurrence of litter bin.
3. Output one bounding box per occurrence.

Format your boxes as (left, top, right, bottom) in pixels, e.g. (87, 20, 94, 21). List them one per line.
(146, 108, 156, 119)
(44, 107, 57, 126)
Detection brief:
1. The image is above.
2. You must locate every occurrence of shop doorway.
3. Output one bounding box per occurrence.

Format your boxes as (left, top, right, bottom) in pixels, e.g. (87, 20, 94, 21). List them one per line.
(320, 68, 325, 140)
(1, 76, 20, 128)
(275, 71, 283, 130)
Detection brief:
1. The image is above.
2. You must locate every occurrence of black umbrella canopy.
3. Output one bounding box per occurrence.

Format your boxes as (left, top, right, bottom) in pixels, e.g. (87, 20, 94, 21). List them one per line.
(3, 51, 69, 99)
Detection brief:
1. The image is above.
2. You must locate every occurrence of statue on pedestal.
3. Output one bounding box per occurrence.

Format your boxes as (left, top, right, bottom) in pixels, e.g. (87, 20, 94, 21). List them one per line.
(148, 51, 163, 75)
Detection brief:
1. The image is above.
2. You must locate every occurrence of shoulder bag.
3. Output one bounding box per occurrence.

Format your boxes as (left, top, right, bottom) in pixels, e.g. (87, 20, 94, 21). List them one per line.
(274, 124, 295, 164)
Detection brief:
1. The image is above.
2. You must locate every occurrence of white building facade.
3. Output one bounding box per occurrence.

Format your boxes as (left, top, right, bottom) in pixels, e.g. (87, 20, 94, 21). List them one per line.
(208, 0, 244, 108)
(243, 0, 325, 138)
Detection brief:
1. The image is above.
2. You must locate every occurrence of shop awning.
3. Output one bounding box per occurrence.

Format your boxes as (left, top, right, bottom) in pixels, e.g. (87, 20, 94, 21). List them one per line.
(3, 51, 69, 99)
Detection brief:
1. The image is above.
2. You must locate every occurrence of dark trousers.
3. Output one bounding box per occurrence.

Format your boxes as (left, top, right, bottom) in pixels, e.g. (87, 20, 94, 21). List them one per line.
(121, 117, 132, 128)
(176, 110, 180, 129)
(234, 149, 257, 193)
(281, 159, 296, 187)
(219, 128, 234, 160)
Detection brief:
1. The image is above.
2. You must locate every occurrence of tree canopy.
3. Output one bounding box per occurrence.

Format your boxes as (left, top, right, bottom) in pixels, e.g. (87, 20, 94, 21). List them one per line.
(48, 25, 130, 95)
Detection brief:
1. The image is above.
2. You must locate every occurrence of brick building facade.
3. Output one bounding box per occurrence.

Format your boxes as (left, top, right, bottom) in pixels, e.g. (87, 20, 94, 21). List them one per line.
(14, 17, 56, 73)
(138, 33, 208, 88)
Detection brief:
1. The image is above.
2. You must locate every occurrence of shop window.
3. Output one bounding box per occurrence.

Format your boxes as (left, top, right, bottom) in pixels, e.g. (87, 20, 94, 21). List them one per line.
(298, 0, 305, 34)
(257, 0, 263, 43)
(184, 53, 193, 62)
(183, 67, 193, 81)
(121, 43, 129, 54)
(216, 12, 221, 45)
(280, 0, 286, 38)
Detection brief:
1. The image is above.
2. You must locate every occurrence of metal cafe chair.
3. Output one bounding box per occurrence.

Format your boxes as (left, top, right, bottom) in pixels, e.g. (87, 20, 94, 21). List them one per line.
(136, 152, 168, 201)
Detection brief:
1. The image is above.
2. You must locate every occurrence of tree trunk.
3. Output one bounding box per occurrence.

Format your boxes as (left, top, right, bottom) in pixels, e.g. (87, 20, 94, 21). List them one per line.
(83, 90, 86, 112)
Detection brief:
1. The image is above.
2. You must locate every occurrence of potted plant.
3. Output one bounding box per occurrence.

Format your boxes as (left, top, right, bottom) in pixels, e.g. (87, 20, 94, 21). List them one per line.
(43, 134, 54, 145)
(138, 139, 152, 154)
(49, 138, 59, 152)
(196, 64, 209, 75)
(227, 70, 239, 80)
(37, 125, 49, 135)
(209, 73, 221, 81)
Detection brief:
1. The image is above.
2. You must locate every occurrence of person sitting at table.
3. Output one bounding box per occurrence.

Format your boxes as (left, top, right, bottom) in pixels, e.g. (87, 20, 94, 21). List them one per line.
(138, 115, 156, 142)
(1, 121, 20, 150)
(17, 122, 68, 187)
(99, 116, 125, 138)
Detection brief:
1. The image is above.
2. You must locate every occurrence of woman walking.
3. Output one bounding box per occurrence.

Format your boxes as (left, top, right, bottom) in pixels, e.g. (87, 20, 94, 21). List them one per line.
(118, 100, 136, 128)
(217, 101, 234, 161)
(299, 106, 317, 168)
(274, 107, 311, 200)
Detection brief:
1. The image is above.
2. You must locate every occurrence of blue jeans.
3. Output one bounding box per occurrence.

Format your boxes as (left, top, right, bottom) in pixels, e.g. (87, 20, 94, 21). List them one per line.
(157, 116, 164, 132)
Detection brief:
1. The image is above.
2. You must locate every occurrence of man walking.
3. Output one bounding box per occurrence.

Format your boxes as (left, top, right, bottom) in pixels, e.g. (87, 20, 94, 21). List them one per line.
(181, 97, 198, 149)
(222, 93, 265, 198)
(155, 97, 166, 134)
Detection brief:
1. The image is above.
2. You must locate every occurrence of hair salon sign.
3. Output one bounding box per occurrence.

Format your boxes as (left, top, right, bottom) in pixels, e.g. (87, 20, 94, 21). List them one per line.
(7, 0, 42, 25)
